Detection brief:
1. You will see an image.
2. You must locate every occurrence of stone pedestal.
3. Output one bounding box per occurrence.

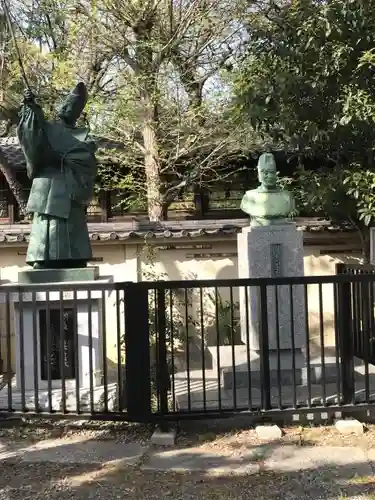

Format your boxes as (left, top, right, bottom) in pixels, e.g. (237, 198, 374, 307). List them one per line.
(238, 223, 305, 350)
(222, 223, 308, 390)
(13, 268, 106, 392)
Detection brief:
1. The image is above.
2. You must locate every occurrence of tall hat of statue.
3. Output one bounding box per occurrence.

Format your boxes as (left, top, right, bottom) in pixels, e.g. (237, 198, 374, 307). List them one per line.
(57, 82, 89, 124)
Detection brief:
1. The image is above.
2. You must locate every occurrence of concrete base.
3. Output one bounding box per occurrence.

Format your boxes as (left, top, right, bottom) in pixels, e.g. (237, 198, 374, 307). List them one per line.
(18, 266, 100, 284)
(335, 419, 364, 436)
(255, 424, 283, 440)
(0, 381, 118, 412)
(151, 429, 177, 447)
(221, 351, 341, 390)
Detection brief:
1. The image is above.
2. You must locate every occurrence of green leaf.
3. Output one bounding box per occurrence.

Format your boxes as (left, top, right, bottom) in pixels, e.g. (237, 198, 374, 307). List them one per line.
(339, 115, 352, 126)
(364, 214, 372, 226)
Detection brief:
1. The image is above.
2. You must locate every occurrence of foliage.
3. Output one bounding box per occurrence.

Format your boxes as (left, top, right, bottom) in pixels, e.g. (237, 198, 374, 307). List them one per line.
(204, 289, 241, 346)
(232, 0, 375, 259)
(1, 0, 263, 221)
(86, 0, 256, 220)
(142, 265, 197, 353)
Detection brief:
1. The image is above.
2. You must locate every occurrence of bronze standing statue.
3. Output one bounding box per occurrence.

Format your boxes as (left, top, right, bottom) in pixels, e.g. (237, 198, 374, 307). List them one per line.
(17, 83, 97, 269)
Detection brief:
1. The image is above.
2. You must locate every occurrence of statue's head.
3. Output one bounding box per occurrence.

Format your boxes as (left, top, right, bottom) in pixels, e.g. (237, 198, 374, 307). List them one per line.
(57, 82, 88, 126)
(257, 152, 277, 190)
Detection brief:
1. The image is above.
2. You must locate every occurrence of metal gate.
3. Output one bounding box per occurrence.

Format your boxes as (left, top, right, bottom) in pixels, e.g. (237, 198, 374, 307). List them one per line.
(336, 263, 375, 364)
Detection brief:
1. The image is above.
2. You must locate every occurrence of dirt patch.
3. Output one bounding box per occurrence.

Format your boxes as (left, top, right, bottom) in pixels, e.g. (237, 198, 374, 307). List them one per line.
(0, 417, 153, 444)
(176, 423, 375, 452)
(0, 460, 374, 499)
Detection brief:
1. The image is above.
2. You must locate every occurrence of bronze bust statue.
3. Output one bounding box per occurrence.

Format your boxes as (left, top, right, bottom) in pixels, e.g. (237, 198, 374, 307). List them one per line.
(17, 83, 97, 269)
(241, 152, 294, 226)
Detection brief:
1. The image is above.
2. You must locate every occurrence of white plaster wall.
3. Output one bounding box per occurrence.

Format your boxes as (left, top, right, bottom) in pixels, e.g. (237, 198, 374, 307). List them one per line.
(0, 243, 139, 376)
(0, 237, 362, 372)
(141, 240, 362, 352)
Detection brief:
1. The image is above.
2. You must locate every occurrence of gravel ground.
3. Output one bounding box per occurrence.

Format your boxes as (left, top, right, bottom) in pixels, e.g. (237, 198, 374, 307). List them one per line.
(176, 422, 375, 450)
(1, 420, 375, 499)
(0, 418, 153, 444)
(0, 460, 374, 499)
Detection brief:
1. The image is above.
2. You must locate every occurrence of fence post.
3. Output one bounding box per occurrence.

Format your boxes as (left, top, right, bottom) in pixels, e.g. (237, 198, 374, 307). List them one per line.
(258, 284, 271, 410)
(124, 282, 152, 421)
(156, 287, 170, 430)
(337, 280, 355, 404)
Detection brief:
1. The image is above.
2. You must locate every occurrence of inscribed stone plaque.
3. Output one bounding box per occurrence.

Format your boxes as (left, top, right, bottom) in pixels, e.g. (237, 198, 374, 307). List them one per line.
(270, 243, 282, 277)
(40, 309, 76, 380)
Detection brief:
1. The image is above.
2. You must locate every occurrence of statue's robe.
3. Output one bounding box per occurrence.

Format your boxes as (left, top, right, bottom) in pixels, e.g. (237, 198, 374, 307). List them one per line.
(17, 101, 97, 266)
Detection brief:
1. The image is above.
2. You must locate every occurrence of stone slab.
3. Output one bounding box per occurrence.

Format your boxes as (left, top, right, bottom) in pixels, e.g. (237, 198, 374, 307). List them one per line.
(237, 224, 305, 350)
(221, 354, 341, 389)
(141, 447, 259, 474)
(0, 383, 118, 412)
(142, 444, 372, 476)
(255, 424, 282, 441)
(173, 367, 375, 411)
(18, 266, 100, 284)
(335, 419, 364, 436)
(263, 445, 371, 475)
(0, 437, 147, 465)
(151, 430, 176, 446)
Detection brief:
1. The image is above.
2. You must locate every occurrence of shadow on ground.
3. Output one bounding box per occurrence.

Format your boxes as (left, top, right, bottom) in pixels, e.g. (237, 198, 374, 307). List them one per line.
(0, 424, 374, 499)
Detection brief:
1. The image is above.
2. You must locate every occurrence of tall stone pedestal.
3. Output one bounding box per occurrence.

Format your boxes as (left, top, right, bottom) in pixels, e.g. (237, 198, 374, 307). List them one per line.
(238, 223, 305, 351)
(228, 222, 308, 390)
(13, 268, 106, 393)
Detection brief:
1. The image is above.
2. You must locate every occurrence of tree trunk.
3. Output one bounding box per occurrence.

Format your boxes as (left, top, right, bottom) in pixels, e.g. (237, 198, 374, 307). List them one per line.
(361, 229, 371, 264)
(142, 121, 165, 222)
(0, 152, 28, 216)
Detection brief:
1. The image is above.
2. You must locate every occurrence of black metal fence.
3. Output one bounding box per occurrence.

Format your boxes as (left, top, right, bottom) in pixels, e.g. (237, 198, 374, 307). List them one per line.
(0, 282, 127, 419)
(336, 263, 375, 365)
(0, 273, 375, 423)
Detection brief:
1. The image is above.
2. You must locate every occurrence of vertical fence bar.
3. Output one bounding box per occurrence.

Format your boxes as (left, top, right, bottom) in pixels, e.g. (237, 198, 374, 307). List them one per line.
(157, 287, 169, 426)
(289, 285, 297, 409)
(59, 290, 67, 413)
(363, 280, 371, 403)
(153, 289, 159, 413)
(5, 293, 12, 411)
(318, 283, 326, 405)
(368, 279, 375, 401)
(116, 289, 123, 412)
(199, 287, 206, 411)
(244, 285, 252, 409)
(18, 291, 26, 411)
(230, 286, 237, 409)
(338, 280, 355, 404)
(88, 290, 94, 413)
(353, 278, 361, 357)
(32, 291, 39, 412)
(184, 288, 191, 411)
(304, 284, 312, 406)
(333, 283, 342, 404)
(274, 285, 282, 409)
(73, 290, 80, 414)
(125, 282, 151, 422)
(101, 290, 108, 413)
(46, 291, 52, 413)
(169, 289, 176, 411)
(214, 287, 222, 411)
(259, 284, 271, 410)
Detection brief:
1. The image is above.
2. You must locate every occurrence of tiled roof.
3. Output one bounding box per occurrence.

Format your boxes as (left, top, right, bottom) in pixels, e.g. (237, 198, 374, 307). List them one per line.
(0, 218, 356, 244)
(0, 136, 24, 169)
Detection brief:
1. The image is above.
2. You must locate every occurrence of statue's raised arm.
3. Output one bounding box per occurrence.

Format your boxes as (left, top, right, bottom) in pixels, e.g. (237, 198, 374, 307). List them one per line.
(16, 82, 97, 270)
(17, 89, 49, 180)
